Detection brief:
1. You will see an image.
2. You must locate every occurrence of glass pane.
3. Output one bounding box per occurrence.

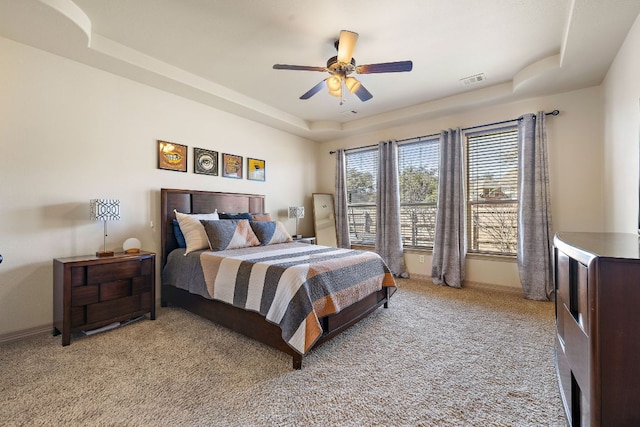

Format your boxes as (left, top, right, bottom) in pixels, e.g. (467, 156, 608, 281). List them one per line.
(400, 203, 437, 248)
(398, 139, 439, 248)
(346, 149, 378, 204)
(469, 201, 518, 254)
(466, 127, 519, 255)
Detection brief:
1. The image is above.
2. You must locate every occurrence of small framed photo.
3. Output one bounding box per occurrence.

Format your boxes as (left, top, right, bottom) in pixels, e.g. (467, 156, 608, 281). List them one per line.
(222, 153, 243, 179)
(194, 148, 218, 176)
(247, 158, 265, 181)
(158, 140, 187, 172)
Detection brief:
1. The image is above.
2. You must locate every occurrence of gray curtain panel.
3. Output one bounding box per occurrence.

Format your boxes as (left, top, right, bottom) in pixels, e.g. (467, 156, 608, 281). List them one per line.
(334, 149, 351, 249)
(517, 113, 553, 301)
(376, 141, 408, 278)
(431, 129, 466, 288)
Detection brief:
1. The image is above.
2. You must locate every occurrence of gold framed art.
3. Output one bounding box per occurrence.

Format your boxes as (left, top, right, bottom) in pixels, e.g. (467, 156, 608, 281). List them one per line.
(222, 153, 243, 179)
(158, 140, 187, 172)
(247, 158, 265, 181)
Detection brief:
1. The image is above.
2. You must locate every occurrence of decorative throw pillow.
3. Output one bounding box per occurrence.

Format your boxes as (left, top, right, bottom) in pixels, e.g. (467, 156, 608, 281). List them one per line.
(201, 219, 260, 251)
(174, 210, 219, 255)
(172, 219, 186, 248)
(250, 213, 272, 222)
(219, 212, 254, 220)
(250, 221, 293, 246)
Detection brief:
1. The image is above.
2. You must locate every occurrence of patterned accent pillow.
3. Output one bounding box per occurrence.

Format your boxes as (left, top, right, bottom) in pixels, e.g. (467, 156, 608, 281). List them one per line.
(250, 213, 272, 222)
(201, 219, 260, 251)
(250, 221, 293, 246)
(174, 210, 219, 255)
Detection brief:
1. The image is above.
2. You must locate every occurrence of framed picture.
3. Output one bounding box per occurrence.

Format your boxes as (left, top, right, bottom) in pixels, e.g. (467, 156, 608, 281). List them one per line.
(158, 140, 187, 172)
(194, 148, 218, 176)
(247, 158, 266, 181)
(222, 153, 243, 179)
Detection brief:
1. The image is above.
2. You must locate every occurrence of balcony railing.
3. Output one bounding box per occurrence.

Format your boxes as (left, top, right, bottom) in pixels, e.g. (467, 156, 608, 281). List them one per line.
(348, 202, 437, 248)
(348, 200, 518, 254)
(468, 200, 518, 255)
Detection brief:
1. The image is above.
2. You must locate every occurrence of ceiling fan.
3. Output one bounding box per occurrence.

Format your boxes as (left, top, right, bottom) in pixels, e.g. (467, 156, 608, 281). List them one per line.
(273, 30, 413, 103)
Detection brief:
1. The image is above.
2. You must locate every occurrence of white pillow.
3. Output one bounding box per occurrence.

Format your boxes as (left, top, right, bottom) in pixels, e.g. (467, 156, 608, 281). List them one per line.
(174, 209, 219, 255)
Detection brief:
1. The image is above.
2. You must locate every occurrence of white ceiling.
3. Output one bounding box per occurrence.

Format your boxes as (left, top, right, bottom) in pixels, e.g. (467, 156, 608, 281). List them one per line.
(1, 0, 639, 142)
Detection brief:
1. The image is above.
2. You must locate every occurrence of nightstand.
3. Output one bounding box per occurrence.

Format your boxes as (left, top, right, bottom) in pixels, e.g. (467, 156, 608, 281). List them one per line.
(294, 236, 316, 244)
(53, 251, 155, 345)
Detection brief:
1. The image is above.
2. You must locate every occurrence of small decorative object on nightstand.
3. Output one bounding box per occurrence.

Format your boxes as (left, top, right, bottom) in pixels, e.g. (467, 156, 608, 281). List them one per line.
(123, 237, 141, 254)
(52, 251, 155, 346)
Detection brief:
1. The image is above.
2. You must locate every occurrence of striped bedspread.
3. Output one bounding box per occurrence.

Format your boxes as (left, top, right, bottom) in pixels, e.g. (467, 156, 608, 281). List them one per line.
(199, 242, 396, 354)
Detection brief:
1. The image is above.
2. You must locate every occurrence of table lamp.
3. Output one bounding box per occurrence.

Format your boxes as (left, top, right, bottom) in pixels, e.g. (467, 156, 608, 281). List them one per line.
(288, 206, 304, 239)
(90, 199, 120, 257)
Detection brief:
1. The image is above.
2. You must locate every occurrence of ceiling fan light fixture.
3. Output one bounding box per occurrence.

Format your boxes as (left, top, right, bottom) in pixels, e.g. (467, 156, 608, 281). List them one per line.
(328, 86, 342, 98)
(345, 77, 361, 93)
(327, 75, 342, 91)
(337, 30, 358, 63)
(273, 30, 413, 102)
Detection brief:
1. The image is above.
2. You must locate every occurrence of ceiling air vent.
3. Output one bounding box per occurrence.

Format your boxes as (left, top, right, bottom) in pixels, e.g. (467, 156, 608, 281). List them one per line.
(460, 73, 486, 86)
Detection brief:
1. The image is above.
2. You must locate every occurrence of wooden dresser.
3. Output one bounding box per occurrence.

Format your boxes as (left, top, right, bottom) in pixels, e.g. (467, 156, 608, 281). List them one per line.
(554, 232, 640, 426)
(53, 251, 156, 345)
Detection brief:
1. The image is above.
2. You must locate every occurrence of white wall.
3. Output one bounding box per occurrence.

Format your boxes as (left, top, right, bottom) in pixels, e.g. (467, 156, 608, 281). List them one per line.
(602, 14, 640, 232)
(5, 10, 638, 334)
(316, 86, 605, 289)
(0, 37, 317, 337)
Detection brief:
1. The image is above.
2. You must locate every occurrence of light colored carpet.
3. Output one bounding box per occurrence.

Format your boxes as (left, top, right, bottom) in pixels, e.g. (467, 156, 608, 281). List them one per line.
(0, 279, 565, 426)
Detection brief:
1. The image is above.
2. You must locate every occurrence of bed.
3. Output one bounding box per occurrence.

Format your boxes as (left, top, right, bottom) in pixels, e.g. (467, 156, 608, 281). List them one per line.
(160, 188, 396, 369)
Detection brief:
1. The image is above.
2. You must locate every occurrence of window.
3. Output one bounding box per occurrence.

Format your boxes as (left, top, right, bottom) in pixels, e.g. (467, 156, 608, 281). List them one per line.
(465, 127, 519, 255)
(344, 127, 519, 255)
(345, 149, 378, 244)
(345, 139, 439, 248)
(398, 139, 439, 248)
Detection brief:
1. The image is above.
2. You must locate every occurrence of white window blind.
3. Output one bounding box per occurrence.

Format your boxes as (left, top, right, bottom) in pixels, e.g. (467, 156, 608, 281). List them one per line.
(345, 149, 378, 244)
(398, 139, 439, 248)
(466, 127, 519, 255)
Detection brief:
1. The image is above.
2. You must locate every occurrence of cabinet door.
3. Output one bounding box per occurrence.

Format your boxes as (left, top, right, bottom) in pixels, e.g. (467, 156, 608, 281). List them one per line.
(556, 249, 570, 342)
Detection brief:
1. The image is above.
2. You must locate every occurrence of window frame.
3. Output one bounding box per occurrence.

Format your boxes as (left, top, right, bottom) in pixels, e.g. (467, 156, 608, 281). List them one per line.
(464, 125, 519, 257)
(397, 138, 440, 249)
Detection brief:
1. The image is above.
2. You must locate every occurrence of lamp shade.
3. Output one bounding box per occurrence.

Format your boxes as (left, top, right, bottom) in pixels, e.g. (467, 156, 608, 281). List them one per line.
(288, 206, 305, 219)
(90, 199, 120, 221)
(345, 76, 361, 93)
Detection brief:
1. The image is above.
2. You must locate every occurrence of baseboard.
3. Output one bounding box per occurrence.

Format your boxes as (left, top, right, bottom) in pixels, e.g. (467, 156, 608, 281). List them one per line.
(406, 273, 430, 281)
(0, 324, 52, 344)
(400, 275, 523, 295)
(463, 280, 523, 295)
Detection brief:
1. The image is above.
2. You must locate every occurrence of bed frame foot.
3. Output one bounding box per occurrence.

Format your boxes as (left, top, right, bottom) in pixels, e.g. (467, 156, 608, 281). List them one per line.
(293, 354, 303, 370)
(383, 286, 391, 308)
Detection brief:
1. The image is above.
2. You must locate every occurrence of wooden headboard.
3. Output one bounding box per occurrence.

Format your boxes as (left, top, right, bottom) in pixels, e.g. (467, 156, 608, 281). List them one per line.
(160, 188, 265, 267)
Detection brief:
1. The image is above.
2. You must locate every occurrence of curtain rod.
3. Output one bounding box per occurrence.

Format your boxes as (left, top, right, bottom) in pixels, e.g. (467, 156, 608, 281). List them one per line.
(329, 109, 560, 154)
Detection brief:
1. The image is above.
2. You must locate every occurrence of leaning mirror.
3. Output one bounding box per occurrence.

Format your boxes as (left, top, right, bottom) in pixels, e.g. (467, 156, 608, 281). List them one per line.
(312, 193, 337, 247)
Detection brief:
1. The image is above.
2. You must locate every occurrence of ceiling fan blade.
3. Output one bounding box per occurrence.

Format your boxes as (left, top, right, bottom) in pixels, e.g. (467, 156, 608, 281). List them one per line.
(273, 64, 326, 72)
(300, 80, 327, 100)
(353, 84, 373, 102)
(337, 30, 358, 63)
(356, 60, 413, 74)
